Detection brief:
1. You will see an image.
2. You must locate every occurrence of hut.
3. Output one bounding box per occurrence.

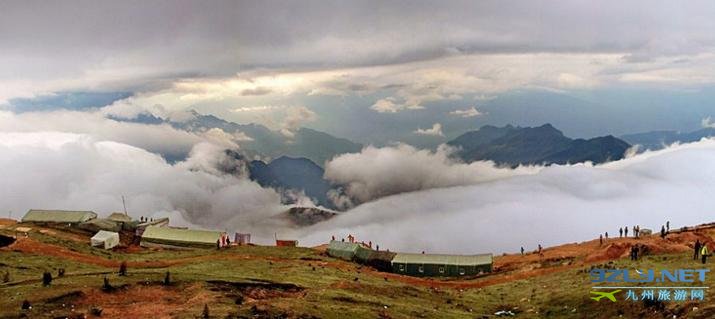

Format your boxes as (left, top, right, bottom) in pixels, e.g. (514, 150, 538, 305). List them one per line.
(140, 226, 224, 249)
(391, 253, 493, 277)
(90, 230, 120, 249)
(135, 217, 170, 237)
(276, 240, 298, 247)
(234, 233, 251, 245)
(327, 240, 361, 260)
(21, 209, 97, 226)
(362, 250, 397, 272)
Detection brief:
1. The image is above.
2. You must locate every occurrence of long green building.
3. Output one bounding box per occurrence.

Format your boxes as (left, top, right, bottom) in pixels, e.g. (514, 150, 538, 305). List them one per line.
(22, 209, 97, 225)
(390, 253, 493, 277)
(140, 226, 224, 249)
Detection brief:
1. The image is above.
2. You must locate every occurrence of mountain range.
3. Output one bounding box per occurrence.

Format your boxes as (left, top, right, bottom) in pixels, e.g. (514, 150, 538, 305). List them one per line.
(118, 110, 362, 165)
(447, 124, 631, 166)
(174, 111, 363, 165)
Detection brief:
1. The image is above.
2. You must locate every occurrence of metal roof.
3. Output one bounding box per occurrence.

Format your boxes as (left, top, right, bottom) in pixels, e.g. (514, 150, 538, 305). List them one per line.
(22, 209, 97, 223)
(91, 230, 119, 241)
(107, 213, 132, 223)
(391, 253, 493, 266)
(327, 240, 360, 252)
(141, 226, 223, 245)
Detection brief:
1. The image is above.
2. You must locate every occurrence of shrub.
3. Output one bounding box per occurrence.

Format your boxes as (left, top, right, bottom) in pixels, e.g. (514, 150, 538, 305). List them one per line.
(102, 277, 113, 291)
(118, 262, 127, 276)
(42, 271, 52, 286)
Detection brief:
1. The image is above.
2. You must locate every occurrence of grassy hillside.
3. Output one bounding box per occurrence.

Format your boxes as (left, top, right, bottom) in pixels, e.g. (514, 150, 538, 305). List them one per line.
(1, 221, 715, 318)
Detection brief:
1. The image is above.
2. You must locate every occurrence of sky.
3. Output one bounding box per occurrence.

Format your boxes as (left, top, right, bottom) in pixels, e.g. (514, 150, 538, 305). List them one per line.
(2, 1, 715, 144)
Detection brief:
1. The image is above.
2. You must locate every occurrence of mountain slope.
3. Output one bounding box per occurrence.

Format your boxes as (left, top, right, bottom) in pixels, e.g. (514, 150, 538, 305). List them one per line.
(248, 156, 334, 209)
(448, 124, 631, 166)
(181, 111, 362, 165)
(124, 110, 362, 165)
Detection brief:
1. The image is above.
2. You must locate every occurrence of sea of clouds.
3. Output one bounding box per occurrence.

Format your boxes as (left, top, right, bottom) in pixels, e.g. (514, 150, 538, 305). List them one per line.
(1, 108, 714, 252)
(295, 140, 715, 253)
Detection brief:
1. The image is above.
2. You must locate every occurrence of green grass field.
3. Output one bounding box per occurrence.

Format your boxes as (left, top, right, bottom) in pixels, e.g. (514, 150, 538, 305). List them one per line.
(1, 226, 714, 318)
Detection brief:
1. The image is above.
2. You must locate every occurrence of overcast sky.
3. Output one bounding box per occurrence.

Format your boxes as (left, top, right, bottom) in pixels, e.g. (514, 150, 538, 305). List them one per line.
(2, 1, 715, 142)
(3, 2, 715, 251)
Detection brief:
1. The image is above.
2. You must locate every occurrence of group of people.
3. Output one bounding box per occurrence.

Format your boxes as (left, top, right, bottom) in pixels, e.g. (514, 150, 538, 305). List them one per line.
(215, 234, 231, 249)
(694, 240, 711, 264)
(618, 225, 642, 238)
(331, 235, 380, 251)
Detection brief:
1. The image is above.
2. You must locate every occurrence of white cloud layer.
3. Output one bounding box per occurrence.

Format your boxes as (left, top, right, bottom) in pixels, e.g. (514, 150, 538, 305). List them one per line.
(300, 139, 715, 254)
(0, 132, 289, 243)
(324, 144, 540, 204)
(0, 110, 202, 159)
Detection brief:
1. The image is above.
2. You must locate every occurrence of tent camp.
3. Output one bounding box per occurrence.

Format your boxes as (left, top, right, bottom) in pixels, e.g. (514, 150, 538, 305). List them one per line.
(22, 209, 97, 225)
(391, 253, 493, 277)
(327, 241, 361, 260)
(90, 231, 120, 249)
(140, 226, 224, 249)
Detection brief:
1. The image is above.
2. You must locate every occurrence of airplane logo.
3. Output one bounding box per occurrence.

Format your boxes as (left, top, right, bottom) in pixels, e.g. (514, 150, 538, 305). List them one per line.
(590, 290, 622, 302)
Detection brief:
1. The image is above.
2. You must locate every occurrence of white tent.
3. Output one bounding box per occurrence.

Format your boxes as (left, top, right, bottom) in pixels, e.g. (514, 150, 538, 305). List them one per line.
(91, 230, 120, 249)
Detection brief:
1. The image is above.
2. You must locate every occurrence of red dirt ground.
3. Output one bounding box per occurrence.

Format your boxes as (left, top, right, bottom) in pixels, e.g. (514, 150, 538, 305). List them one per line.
(77, 282, 213, 318)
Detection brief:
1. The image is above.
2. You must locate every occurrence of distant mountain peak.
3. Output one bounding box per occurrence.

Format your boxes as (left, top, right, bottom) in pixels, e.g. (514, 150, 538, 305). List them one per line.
(448, 124, 630, 166)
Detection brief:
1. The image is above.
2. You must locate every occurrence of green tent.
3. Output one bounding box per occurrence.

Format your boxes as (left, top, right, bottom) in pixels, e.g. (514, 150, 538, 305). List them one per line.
(22, 209, 97, 224)
(361, 250, 396, 272)
(140, 226, 224, 249)
(354, 245, 373, 263)
(326, 241, 360, 260)
(391, 253, 492, 277)
(78, 218, 122, 232)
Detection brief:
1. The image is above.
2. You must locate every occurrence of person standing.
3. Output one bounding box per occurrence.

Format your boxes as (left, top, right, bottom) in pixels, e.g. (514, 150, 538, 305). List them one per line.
(666, 221, 670, 232)
(605, 232, 609, 240)
(694, 240, 701, 260)
(624, 226, 629, 237)
(599, 234, 603, 246)
(520, 246, 525, 255)
(701, 244, 709, 264)
(619, 228, 623, 238)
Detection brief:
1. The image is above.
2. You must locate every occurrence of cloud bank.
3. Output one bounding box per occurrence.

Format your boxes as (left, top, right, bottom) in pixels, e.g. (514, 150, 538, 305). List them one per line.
(300, 139, 715, 254)
(0, 132, 289, 242)
(324, 144, 540, 205)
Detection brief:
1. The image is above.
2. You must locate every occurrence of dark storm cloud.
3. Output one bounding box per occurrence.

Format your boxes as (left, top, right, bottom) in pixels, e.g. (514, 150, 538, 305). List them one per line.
(2, 1, 715, 81)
